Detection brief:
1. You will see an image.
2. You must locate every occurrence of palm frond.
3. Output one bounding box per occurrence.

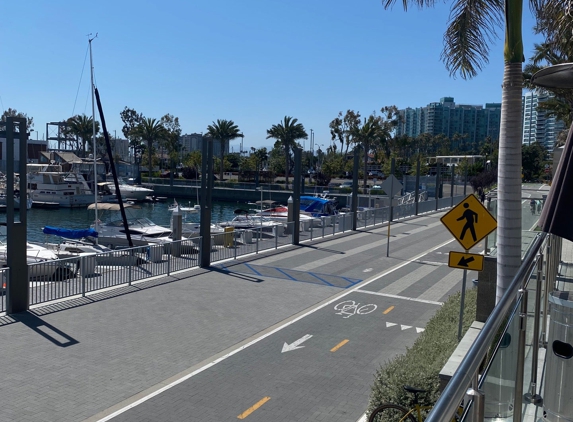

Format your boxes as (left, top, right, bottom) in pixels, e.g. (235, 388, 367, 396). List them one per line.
(441, 0, 504, 79)
(382, 0, 438, 12)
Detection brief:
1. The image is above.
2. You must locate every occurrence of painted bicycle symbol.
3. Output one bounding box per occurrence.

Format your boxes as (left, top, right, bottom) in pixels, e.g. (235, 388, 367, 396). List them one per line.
(334, 300, 377, 318)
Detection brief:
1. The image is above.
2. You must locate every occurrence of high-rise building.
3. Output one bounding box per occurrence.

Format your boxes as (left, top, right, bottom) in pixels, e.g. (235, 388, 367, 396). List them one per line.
(396, 97, 502, 150)
(179, 133, 226, 157)
(522, 91, 565, 152)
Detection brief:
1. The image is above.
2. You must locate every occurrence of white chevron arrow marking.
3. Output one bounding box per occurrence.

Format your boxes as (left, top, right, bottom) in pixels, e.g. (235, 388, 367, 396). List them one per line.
(281, 334, 313, 353)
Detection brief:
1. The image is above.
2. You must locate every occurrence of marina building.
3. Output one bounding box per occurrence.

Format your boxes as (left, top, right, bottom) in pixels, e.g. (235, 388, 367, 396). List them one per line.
(0, 132, 48, 172)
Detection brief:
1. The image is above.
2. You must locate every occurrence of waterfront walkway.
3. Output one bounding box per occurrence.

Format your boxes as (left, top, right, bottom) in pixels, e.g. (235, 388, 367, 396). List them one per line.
(1, 183, 555, 422)
(0, 209, 473, 422)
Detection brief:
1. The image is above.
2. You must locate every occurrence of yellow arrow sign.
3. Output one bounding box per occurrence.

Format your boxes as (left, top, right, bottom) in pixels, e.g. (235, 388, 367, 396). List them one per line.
(441, 194, 497, 250)
(448, 251, 484, 271)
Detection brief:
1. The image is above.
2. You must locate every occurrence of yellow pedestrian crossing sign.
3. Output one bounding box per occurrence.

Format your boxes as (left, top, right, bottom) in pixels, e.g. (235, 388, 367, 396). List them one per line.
(448, 251, 484, 271)
(441, 194, 497, 250)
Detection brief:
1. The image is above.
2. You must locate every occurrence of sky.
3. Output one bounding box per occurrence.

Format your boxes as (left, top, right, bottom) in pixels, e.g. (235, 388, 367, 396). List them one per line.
(1, 1, 542, 153)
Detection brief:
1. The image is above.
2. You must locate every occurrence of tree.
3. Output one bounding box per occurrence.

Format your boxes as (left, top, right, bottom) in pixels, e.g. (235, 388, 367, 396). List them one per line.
(65, 114, 100, 157)
(266, 116, 308, 187)
(133, 118, 166, 180)
(354, 115, 381, 188)
(329, 110, 361, 157)
(266, 144, 285, 177)
(1, 108, 34, 132)
(250, 147, 268, 184)
(524, 42, 573, 127)
(120, 107, 145, 182)
(160, 114, 182, 183)
(522, 142, 547, 181)
(381, 0, 563, 301)
(205, 119, 243, 181)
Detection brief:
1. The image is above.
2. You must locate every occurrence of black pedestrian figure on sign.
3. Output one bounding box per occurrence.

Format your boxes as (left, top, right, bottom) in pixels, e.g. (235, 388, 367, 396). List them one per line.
(457, 202, 478, 242)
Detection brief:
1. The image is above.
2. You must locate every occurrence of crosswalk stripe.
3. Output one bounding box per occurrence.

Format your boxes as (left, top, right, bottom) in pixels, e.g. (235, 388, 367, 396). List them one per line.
(355, 289, 443, 306)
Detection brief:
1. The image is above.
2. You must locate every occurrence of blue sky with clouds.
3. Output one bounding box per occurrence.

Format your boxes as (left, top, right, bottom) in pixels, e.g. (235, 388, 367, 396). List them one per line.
(1, 1, 541, 151)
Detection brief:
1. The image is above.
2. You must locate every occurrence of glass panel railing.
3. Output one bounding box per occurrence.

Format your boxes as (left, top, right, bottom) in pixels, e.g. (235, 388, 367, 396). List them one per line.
(480, 299, 521, 419)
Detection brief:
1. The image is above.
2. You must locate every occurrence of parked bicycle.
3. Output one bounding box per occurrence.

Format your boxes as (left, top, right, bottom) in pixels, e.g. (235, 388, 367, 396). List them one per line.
(333, 300, 377, 318)
(368, 385, 464, 422)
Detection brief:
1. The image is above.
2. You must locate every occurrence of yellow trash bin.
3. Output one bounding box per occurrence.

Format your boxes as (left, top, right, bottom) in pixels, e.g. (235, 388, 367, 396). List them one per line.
(224, 227, 234, 247)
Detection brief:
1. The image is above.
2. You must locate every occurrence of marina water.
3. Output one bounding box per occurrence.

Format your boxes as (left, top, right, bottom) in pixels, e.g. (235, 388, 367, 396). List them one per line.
(0, 199, 251, 243)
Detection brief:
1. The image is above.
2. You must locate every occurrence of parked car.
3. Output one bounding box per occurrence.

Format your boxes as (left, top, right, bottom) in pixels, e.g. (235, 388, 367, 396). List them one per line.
(339, 181, 353, 188)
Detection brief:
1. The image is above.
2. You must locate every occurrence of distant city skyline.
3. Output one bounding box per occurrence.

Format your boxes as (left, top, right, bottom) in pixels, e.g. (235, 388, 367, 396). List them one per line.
(2, 1, 542, 151)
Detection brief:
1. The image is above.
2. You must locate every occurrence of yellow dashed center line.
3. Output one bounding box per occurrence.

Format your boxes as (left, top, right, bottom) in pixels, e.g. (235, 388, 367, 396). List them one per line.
(383, 306, 395, 314)
(331, 339, 349, 352)
(237, 396, 271, 419)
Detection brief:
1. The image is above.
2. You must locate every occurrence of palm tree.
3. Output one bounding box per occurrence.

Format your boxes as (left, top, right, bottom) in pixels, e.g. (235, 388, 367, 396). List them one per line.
(205, 119, 243, 181)
(524, 42, 573, 127)
(134, 118, 166, 180)
(354, 115, 381, 188)
(66, 114, 100, 157)
(381, 0, 561, 302)
(266, 116, 308, 187)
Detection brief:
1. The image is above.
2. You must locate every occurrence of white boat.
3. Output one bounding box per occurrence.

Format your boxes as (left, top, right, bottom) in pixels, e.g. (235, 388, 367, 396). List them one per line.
(27, 169, 115, 208)
(41, 226, 145, 266)
(170, 204, 224, 238)
(168, 199, 200, 213)
(254, 204, 322, 228)
(0, 172, 33, 210)
(0, 192, 32, 210)
(0, 242, 75, 280)
(109, 180, 154, 201)
(88, 203, 173, 248)
(219, 210, 285, 236)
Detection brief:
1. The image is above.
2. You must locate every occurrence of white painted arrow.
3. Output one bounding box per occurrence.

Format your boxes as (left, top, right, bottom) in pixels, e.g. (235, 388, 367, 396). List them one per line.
(281, 334, 313, 353)
(401, 325, 412, 331)
(386, 322, 397, 328)
(416, 327, 425, 333)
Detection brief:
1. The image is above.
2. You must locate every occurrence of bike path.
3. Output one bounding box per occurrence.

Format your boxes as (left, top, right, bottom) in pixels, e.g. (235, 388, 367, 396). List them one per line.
(108, 290, 440, 422)
(103, 219, 470, 422)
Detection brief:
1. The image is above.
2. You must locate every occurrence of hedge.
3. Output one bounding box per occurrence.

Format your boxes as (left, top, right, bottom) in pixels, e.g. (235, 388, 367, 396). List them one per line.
(367, 287, 478, 416)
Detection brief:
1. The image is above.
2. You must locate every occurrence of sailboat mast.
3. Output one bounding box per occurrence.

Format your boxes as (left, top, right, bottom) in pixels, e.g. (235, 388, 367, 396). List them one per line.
(89, 34, 98, 242)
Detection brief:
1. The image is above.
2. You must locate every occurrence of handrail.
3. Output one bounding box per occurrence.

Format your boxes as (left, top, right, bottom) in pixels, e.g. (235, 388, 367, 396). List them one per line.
(426, 231, 547, 421)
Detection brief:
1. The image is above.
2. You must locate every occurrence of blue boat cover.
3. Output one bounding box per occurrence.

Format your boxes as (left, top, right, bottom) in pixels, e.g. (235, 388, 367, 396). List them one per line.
(42, 226, 98, 239)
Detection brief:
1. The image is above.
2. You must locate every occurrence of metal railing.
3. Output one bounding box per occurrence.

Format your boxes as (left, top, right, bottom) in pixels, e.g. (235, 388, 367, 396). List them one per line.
(426, 232, 554, 422)
(2, 195, 466, 312)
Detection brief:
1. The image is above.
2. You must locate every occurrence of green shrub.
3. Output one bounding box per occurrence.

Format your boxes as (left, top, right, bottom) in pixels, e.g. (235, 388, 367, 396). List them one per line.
(367, 288, 477, 415)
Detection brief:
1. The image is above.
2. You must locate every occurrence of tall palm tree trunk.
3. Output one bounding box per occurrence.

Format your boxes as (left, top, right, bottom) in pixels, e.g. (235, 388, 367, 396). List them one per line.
(496, 62, 523, 302)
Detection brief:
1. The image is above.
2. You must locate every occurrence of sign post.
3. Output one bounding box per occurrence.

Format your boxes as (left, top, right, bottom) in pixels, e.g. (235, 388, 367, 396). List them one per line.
(441, 194, 497, 340)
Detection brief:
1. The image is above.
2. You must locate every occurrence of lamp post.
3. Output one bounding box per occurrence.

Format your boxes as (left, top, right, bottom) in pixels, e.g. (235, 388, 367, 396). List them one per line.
(257, 186, 263, 213)
(310, 129, 314, 158)
(317, 144, 324, 171)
